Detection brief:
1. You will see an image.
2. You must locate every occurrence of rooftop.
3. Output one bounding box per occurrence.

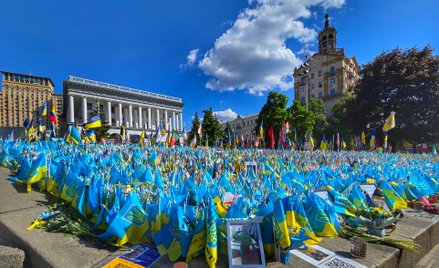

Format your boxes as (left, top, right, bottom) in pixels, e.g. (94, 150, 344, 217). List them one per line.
(67, 75, 182, 103)
(1, 71, 55, 87)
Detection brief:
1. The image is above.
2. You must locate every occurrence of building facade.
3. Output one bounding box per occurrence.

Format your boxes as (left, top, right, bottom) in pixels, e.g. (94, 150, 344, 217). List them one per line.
(221, 113, 258, 147)
(63, 76, 184, 138)
(0, 71, 61, 129)
(293, 14, 360, 115)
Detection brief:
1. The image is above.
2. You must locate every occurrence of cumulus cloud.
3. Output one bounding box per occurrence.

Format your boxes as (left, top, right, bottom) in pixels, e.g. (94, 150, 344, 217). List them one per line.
(214, 108, 238, 122)
(198, 0, 345, 95)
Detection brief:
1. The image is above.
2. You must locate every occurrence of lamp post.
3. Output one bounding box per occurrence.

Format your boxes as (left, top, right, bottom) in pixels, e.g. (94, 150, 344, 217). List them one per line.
(299, 59, 312, 111)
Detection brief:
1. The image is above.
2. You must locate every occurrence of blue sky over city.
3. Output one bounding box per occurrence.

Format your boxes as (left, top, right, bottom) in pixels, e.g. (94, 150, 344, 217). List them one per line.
(0, 0, 438, 128)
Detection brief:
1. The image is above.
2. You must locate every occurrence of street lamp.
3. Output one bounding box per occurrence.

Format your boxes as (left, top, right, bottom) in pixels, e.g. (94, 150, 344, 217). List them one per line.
(299, 58, 312, 111)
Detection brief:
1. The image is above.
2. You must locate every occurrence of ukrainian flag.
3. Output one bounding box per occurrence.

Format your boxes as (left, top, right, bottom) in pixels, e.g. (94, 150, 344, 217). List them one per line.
(328, 189, 357, 217)
(153, 204, 182, 261)
(66, 125, 81, 145)
(26, 154, 47, 192)
(98, 193, 149, 247)
(273, 198, 291, 249)
(40, 101, 47, 116)
(205, 197, 217, 268)
(86, 130, 97, 142)
(380, 180, 407, 210)
(305, 194, 338, 238)
(84, 115, 102, 129)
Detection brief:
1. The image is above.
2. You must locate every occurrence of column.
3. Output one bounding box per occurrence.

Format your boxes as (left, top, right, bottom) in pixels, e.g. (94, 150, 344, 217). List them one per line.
(118, 103, 123, 127)
(148, 107, 151, 129)
(107, 101, 112, 126)
(129, 105, 133, 128)
(82, 97, 87, 123)
(176, 112, 179, 132)
(180, 112, 183, 131)
(165, 110, 169, 131)
(69, 95, 74, 123)
(138, 107, 142, 129)
(156, 108, 160, 129)
(172, 111, 176, 129)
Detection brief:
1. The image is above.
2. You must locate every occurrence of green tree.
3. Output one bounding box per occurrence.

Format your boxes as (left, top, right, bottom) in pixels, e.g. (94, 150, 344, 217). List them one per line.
(223, 122, 232, 146)
(256, 91, 290, 148)
(202, 107, 224, 147)
(288, 100, 315, 140)
(345, 46, 439, 143)
(328, 93, 355, 137)
(88, 107, 111, 141)
(308, 98, 329, 139)
(187, 112, 201, 145)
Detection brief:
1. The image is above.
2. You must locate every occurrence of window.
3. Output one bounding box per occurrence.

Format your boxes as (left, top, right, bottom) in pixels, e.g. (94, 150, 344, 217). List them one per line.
(329, 78, 336, 85)
(318, 82, 322, 88)
(330, 88, 336, 96)
(312, 84, 315, 89)
(301, 88, 304, 93)
(310, 73, 314, 79)
(318, 70, 322, 77)
(301, 97, 305, 103)
(311, 94, 315, 98)
(330, 66, 336, 73)
(87, 103, 93, 111)
(319, 92, 323, 98)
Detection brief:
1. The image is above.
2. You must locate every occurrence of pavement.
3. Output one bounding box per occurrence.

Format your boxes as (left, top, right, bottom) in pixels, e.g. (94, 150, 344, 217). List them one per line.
(0, 166, 438, 268)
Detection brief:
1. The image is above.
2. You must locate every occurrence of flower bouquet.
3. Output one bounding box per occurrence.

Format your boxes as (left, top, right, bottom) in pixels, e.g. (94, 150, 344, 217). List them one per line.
(353, 207, 400, 237)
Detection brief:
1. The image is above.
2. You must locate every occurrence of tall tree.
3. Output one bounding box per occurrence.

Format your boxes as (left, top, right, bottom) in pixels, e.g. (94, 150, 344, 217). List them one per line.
(346, 46, 439, 143)
(328, 93, 354, 137)
(308, 98, 329, 139)
(256, 91, 290, 148)
(89, 107, 111, 141)
(202, 107, 224, 147)
(187, 112, 201, 146)
(288, 100, 316, 140)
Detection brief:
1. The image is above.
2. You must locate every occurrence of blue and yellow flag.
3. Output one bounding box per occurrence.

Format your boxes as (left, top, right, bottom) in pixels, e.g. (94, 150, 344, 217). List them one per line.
(98, 193, 149, 247)
(66, 125, 81, 145)
(153, 204, 182, 261)
(328, 189, 357, 217)
(86, 130, 97, 142)
(205, 197, 217, 268)
(380, 180, 407, 210)
(273, 198, 291, 252)
(305, 194, 338, 238)
(84, 115, 102, 129)
(139, 130, 145, 145)
(40, 101, 47, 116)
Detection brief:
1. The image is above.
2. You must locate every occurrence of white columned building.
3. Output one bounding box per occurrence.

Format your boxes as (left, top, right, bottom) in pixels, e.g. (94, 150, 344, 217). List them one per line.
(63, 76, 184, 141)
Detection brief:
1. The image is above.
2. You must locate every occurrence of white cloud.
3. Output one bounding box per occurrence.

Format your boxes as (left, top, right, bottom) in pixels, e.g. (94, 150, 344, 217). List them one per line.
(180, 49, 199, 69)
(198, 0, 345, 95)
(214, 108, 238, 122)
(186, 49, 199, 65)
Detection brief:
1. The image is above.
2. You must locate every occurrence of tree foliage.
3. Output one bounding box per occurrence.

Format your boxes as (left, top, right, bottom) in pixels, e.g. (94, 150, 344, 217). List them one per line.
(288, 100, 315, 140)
(345, 46, 439, 143)
(201, 107, 224, 147)
(89, 107, 111, 141)
(308, 98, 329, 139)
(187, 112, 201, 145)
(256, 91, 290, 147)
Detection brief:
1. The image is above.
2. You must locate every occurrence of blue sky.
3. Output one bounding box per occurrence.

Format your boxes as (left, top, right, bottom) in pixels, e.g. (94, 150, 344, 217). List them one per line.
(1, 0, 438, 128)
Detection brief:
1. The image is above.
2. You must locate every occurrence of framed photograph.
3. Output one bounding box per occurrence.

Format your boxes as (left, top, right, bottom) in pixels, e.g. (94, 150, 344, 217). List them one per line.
(360, 183, 391, 211)
(227, 220, 266, 268)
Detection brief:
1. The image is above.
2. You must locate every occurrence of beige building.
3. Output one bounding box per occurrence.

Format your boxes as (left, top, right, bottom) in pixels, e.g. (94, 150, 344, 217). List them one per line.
(293, 14, 360, 115)
(0, 71, 62, 128)
(220, 113, 258, 147)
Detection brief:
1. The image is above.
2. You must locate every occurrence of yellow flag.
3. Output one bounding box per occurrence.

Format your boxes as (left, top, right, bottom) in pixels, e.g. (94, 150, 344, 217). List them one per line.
(383, 112, 396, 132)
(361, 131, 366, 145)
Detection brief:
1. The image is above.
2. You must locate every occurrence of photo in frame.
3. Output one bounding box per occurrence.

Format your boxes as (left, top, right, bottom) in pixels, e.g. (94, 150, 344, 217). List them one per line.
(226, 220, 266, 268)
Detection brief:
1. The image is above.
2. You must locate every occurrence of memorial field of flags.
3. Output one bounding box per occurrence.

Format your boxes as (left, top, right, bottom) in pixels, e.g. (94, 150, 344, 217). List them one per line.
(0, 138, 438, 265)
